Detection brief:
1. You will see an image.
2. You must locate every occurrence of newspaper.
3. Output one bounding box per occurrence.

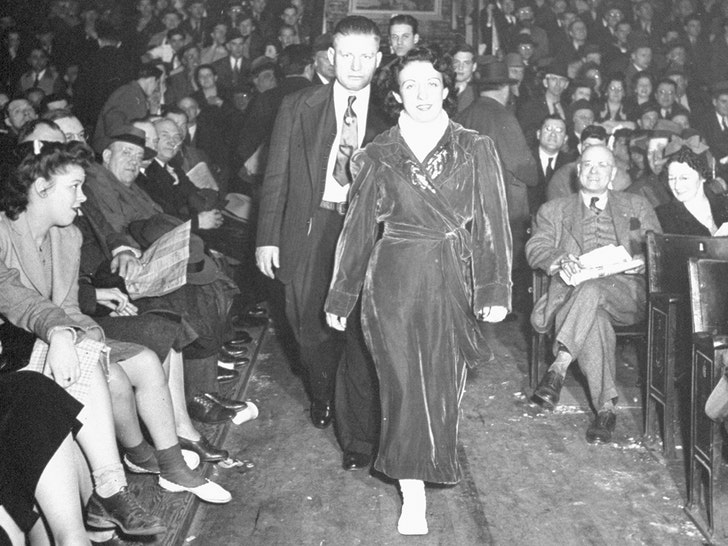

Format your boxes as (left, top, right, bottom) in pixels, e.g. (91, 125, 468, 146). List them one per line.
(559, 244, 644, 287)
(186, 161, 219, 190)
(125, 221, 191, 299)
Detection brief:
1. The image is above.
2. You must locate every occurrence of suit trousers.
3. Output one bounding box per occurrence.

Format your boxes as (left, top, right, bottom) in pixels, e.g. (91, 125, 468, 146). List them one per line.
(285, 207, 379, 455)
(553, 275, 645, 409)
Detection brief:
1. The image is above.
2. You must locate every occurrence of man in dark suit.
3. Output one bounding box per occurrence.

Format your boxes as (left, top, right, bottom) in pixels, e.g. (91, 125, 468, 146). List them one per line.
(91, 63, 162, 154)
(694, 81, 728, 182)
(211, 29, 251, 97)
(311, 33, 335, 85)
(527, 144, 661, 443)
(531, 115, 570, 210)
(517, 60, 570, 148)
(456, 58, 537, 310)
(234, 44, 314, 173)
(256, 16, 390, 470)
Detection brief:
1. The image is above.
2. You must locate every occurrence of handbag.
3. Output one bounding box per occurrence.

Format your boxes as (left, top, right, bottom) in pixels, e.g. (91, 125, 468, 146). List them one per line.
(0, 321, 37, 374)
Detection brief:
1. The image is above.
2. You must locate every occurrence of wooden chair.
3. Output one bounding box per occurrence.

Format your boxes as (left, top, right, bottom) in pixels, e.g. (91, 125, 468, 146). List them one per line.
(529, 270, 646, 391)
(685, 257, 728, 543)
(644, 232, 728, 459)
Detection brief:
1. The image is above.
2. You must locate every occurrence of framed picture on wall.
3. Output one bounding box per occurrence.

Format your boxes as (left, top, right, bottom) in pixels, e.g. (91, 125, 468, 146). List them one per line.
(349, 0, 441, 17)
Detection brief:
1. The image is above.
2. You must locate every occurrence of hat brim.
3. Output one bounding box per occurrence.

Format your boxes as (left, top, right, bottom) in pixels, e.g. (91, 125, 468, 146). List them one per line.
(479, 76, 520, 85)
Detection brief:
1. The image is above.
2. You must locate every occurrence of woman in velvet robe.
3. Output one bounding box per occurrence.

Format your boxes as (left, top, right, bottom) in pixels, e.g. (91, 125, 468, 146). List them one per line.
(325, 48, 512, 536)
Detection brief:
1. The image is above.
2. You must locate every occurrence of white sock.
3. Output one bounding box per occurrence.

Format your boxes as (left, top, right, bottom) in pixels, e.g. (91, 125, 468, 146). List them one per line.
(398, 479, 428, 535)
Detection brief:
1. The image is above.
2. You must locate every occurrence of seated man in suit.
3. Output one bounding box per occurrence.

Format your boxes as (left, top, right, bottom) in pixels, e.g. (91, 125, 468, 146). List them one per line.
(527, 144, 661, 443)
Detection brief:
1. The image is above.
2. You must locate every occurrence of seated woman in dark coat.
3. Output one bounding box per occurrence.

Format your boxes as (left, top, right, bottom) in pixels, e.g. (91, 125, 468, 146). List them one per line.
(655, 136, 728, 235)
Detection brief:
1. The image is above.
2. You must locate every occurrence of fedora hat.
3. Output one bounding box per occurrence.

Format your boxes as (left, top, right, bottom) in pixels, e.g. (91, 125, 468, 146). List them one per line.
(109, 126, 156, 160)
(477, 59, 518, 85)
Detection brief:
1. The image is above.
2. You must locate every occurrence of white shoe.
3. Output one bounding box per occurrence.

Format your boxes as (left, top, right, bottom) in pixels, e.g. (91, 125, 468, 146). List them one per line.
(158, 477, 232, 504)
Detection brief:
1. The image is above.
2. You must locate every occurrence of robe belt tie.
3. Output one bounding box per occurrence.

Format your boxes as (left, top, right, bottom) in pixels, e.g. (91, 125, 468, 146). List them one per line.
(382, 223, 473, 262)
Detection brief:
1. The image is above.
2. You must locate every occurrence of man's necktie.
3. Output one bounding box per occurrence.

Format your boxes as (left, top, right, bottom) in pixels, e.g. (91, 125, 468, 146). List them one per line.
(554, 102, 565, 119)
(723, 116, 728, 135)
(333, 95, 358, 186)
(33, 72, 40, 87)
(232, 61, 240, 86)
(589, 196, 601, 215)
(546, 157, 554, 179)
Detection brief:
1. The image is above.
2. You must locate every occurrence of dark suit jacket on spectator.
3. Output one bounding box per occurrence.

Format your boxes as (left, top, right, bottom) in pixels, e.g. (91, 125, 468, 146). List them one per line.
(211, 55, 251, 96)
(92, 80, 149, 154)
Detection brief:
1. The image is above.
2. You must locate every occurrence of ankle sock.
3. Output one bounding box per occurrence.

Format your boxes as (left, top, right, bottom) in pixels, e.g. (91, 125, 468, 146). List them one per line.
(92, 462, 128, 499)
(548, 350, 572, 377)
(124, 439, 156, 466)
(156, 444, 205, 487)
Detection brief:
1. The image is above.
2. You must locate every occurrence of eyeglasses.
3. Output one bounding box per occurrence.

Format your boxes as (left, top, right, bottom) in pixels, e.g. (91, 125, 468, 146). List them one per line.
(657, 89, 675, 95)
(64, 130, 86, 142)
(543, 125, 565, 134)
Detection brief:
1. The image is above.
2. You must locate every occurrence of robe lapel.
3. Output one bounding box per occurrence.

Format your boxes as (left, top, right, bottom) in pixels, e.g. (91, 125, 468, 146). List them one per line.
(7, 214, 50, 298)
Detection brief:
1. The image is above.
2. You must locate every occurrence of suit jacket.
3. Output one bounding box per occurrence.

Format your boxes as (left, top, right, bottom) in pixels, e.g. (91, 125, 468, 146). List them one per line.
(234, 75, 313, 167)
(256, 83, 391, 283)
(526, 190, 661, 332)
(0, 212, 100, 339)
(17, 68, 65, 96)
(694, 111, 728, 180)
(212, 55, 251, 96)
(517, 95, 563, 148)
(536, 149, 571, 206)
(92, 80, 149, 154)
(456, 96, 537, 223)
(165, 69, 197, 106)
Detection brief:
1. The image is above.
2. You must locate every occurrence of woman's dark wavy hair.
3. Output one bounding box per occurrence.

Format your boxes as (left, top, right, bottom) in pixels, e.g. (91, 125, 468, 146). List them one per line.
(1, 141, 93, 221)
(381, 46, 458, 119)
(665, 145, 711, 181)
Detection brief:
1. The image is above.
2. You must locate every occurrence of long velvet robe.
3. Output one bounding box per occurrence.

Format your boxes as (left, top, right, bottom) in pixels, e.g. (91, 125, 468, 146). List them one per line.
(325, 121, 512, 483)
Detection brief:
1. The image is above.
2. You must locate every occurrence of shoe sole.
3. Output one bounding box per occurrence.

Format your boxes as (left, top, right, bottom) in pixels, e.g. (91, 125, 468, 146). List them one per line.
(532, 392, 557, 411)
(217, 360, 245, 370)
(158, 477, 232, 504)
(86, 511, 166, 536)
(123, 455, 160, 475)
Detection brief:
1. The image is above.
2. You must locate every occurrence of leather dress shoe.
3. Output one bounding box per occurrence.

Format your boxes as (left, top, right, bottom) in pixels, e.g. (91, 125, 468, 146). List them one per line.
(586, 410, 617, 444)
(342, 450, 371, 470)
(232, 314, 269, 329)
(204, 391, 248, 411)
(221, 345, 249, 358)
(187, 394, 236, 424)
(310, 400, 333, 429)
(227, 331, 253, 344)
(244, 305, 268, 318)
(217, 366, 239, 382)
(178, 434, 229, 462)
(532, 370, 564, 410)
(218, 353, 249, 370)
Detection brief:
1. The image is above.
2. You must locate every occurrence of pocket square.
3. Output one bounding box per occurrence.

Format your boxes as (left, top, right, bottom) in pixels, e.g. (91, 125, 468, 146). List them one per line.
(629, 218, 641, 230)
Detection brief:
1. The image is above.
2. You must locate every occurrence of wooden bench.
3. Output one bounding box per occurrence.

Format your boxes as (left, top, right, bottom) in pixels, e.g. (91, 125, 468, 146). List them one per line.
(685, 257, 728, 543)
(644, 232, 728, 459)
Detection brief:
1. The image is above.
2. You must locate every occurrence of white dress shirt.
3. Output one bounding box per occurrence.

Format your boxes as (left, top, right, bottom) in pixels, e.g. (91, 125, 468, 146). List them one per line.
(322, 81, 371, 203)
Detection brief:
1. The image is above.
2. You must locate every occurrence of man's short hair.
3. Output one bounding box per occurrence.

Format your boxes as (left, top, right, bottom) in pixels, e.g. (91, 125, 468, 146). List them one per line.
(334, 15, 381, 42)
(41, 107, 74, 122)
(540, 114, 565, 129)
(279, 44, 313, 76)
(167, 27, 186, 41)
(137, 63, 163, 80)
(16, 119, 61, 142)
(580, 124, 608, 142)
(388, 14, 418, 35)
(449, 43, 475, 57)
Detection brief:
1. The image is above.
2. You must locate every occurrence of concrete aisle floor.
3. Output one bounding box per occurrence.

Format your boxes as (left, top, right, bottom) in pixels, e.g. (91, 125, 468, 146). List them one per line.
(186, 317, 704, 545)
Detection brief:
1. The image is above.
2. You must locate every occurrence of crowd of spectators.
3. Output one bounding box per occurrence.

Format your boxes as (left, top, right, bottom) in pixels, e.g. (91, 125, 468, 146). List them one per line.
(0, 0, 726, 542)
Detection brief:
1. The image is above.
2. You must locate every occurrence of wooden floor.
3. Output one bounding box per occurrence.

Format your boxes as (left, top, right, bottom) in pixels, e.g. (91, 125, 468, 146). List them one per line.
(124, 313, 711, 545)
